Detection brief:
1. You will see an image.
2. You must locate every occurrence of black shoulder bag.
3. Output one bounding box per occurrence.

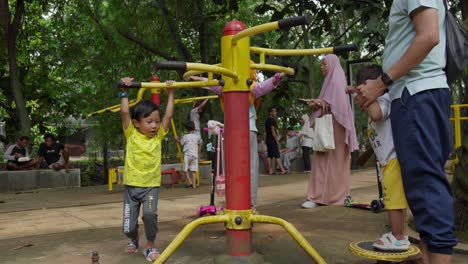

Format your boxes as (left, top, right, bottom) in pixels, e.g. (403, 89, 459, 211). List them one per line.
(444, 0, 468, 84)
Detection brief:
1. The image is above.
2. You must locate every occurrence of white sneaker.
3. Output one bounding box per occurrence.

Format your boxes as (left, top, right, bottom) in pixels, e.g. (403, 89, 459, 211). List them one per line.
(301, 201, 318, 208)
(372, 232, 410, 251)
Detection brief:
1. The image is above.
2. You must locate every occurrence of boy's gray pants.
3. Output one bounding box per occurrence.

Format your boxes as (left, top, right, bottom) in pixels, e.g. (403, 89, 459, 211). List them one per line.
(123, 185, 159, 242)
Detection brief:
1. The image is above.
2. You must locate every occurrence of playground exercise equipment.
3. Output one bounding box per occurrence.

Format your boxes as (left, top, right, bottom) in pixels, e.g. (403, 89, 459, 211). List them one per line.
(117, 16, 357, 264)
(89, 76, 218, 191)
(344, 161, 385, 213)
(107, 166, 179, 192)
(450, 104, 468, 170)
(348, 240, 421, 263)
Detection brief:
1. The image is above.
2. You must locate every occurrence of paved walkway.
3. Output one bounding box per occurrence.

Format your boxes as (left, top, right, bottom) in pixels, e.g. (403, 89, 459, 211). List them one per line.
(0, 170, 377, 239)
(0, 169, 466, 264)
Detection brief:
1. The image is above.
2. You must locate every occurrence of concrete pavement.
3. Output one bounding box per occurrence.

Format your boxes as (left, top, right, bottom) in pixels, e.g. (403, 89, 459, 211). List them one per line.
(0, 169, 467, 264)
(0, 170, 376, 240)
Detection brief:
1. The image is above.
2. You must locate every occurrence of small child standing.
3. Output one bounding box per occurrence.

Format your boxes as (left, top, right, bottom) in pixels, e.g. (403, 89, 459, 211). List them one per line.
(350, 65, 410, 251)
(175, 121, 202, 188)
(120, 77, 175, 262)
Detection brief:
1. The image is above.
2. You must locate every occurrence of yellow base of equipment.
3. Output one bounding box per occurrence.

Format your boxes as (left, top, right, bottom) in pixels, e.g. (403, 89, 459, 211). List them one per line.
(348, 240, 420, 263)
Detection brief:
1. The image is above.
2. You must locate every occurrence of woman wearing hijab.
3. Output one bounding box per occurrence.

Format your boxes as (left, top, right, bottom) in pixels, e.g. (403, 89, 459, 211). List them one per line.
(298, 114, 314, 172)
(301, 54, 358, 208)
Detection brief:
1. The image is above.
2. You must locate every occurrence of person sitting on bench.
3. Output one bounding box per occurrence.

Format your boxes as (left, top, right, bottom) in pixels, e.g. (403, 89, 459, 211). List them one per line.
(37, 133, 69, 171)
(4, 136, 38, 170)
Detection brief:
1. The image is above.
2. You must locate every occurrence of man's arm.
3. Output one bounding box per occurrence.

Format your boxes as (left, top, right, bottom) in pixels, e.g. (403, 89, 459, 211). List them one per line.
(3, 145, 16, 161)
(357, 7, 440, 108)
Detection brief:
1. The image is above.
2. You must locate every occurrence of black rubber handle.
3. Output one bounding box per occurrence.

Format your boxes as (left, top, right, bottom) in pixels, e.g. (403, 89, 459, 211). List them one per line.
(115, 81, 142, 88)
(154, 61, 187, 71)
(278, 16, 309, 29)
(333, 44, 358, 53)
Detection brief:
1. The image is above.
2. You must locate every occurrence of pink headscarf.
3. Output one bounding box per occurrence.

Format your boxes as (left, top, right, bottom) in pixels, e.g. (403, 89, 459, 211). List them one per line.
(312, 54, 358, 152)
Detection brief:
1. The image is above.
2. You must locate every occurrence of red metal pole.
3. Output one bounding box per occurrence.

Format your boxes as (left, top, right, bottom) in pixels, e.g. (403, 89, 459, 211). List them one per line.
(224, 91, 251, 256)
(150, 75, 161, 107)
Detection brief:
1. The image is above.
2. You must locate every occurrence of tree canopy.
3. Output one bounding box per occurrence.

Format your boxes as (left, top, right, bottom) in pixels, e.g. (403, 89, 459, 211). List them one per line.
(0, 0, 466, 151)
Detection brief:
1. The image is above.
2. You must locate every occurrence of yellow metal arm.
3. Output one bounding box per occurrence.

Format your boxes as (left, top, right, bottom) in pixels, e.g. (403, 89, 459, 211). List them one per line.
(231, 16, 308, 45)
(186, 63, 238, 80)
(87, 99, 138, 117)
(174, 95, 219, 104)
(232, 21, 279, 45)
(250, 63, 295, 75)
(118, 80, 222, 89)
(250, 214, 327, 264)
(183, 64, 221, 80)
(251, 46, 334, 56)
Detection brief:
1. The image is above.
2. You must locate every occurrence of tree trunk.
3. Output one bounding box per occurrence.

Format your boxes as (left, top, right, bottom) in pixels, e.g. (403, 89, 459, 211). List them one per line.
(0, 0, 30, 137)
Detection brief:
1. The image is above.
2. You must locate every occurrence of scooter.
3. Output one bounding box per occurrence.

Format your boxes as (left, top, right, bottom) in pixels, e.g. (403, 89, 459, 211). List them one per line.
(344, 161, 385, 213)
(197, 122, 225, 217)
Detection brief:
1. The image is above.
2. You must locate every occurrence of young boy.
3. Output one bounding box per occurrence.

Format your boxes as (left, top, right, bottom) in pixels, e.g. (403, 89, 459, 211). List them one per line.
(175, 121, 202, 188)
(349, 65, 410, 251)
(120, 77, 174, 262)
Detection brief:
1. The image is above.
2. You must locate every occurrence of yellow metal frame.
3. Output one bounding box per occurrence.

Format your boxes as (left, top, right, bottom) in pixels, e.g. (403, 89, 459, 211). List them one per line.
(107, 167, 124, 192)
(449, 104, 468, 170)
(154, 210, 327, 264)
(152, 17, 332, 264)
(250, 46, 334, 57)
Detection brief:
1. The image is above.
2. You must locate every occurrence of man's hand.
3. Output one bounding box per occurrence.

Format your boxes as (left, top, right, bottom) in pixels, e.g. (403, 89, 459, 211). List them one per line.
(356, 78, 386, 108)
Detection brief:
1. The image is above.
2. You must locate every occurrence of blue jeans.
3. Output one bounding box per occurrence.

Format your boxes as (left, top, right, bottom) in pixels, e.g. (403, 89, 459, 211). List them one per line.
(391, 88, 457, 254)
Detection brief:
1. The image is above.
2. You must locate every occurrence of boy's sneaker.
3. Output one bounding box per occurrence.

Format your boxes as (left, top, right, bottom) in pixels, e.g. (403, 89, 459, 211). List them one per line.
(126, 239, 139, 253)
(144, 247, 160, 262)
(373, 232, 410, 251)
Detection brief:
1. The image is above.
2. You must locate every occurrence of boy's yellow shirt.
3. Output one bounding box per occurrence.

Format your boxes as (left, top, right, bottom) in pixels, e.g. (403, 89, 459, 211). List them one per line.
(123, 122, 168, 187)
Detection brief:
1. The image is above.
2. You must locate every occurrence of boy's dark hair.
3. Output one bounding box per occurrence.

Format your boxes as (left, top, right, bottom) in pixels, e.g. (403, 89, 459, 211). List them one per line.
(19, 136, 30, 142)
(44, 133, 56, 141)
(268, 106, 276, 114)
(356, 64, 383, 86)
(132, 100, 160, 120)
(185, 121, 195, 131)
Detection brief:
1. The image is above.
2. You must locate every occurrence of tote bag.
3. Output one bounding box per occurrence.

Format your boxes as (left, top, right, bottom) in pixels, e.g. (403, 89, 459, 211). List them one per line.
(312, 114, 335, 152)
(444, 0, 468, 84)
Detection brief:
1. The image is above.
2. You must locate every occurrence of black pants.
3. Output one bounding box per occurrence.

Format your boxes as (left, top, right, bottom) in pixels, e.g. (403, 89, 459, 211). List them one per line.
(302, 146, 311, 171)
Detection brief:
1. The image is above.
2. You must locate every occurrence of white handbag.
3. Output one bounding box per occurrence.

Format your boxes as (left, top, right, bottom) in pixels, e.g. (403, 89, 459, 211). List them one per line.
(311, 114, 335, 152)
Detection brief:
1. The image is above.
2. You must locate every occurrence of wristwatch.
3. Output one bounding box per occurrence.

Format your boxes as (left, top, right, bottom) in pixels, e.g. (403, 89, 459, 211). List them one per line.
(380, 72, 394, 86)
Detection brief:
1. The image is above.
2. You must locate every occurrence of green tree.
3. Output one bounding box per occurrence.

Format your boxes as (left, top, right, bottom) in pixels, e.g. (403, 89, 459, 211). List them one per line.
(0, 0, 30, 137)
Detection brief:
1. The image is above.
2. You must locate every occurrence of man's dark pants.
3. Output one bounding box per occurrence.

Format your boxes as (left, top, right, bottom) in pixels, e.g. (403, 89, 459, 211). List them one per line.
(391, 88, 457, 254)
